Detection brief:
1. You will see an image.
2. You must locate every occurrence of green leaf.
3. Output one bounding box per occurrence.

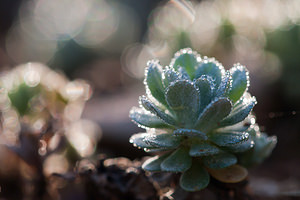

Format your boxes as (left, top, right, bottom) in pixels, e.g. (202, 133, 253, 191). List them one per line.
(209, 132, 249, 147)
(195, 58, 225, 88)
(217, 115, 253, 133)
(194, 97, 232, 133)
(215, 71, 231, 97)
(161, 147, 192, 172)
(165, 81, 200, 127)
(8, 83, 40, 116)
(129, 107, 173, 128)
(225, 135, 253, 153)
(173, 129, 207, 140)
(177, 66, 190, 80)
(143, 133, 182, 148)
(180, 160, 209, 191)
(249, 133, 277, 165)
(140, 96, 177, 126)
(194, 76, 213, 111)
(255, 133, 277, 159)
(129, 133, 154, 148)
(170, 48, 200, 79)
(189, 142, 220, 156)
(203, 153, 237, 169)
(163, 67, 179, 88)
(220, 96, 256, 127)
(239, 131, 277, 167)
(228, 65, 249, 103)
(142, 153, 170, 171)
(145, 60, 166, 104)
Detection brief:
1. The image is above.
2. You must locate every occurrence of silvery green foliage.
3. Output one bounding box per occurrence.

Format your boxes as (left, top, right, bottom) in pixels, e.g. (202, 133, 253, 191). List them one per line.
(129, 48, 277, 191)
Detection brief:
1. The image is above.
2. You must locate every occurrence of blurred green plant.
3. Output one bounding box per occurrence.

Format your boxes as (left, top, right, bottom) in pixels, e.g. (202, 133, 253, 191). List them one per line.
(0, 63, 101, 198)
(8, 83, 40, 116)
(1, 62, 102, 156)
(265, 25, 300, 107)
(129, 48, 276, 191)
(124, 0, 300, 82)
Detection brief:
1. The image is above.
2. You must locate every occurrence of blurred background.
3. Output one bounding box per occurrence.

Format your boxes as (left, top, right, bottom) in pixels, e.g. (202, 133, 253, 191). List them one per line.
(0, 0, 300, 199)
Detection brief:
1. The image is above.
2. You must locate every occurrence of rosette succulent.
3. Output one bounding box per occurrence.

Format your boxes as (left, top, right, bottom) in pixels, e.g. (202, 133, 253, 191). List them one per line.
(129, 48, 277, 191)
(0, 63, 101, 158)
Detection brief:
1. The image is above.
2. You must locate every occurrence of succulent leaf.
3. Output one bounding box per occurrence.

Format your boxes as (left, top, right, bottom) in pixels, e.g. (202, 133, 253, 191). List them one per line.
(215, 71, 232, 97)
(255, 133, 277, 159)
(239, 132, 277, 166)
(228, 65, 249, 103)
(189, 142, 220, 156)
(208, 165, 248, 183)
(225, 136, 253, 153)
(145, 60, 166, 104)
(220, 96, 256, 127)
(161, 147, 192, 172)
(163, 67, 179, 88)
(177, 66, 191, 80)
(217, 115, 253, 132)
(140, 96, 177, 126)
(165, 81, 200, 127)
(180, 160, 209, 191)
(170, 48, 200, 79)
(129, 133, 155, 149)
(194, 76, 213, 111)
(195, 59, 225, 88)
(129, 107, 173, 128)
(142, 153, 171, 171)
(194, 97, 232, 132)
(202, 152, 237, 169)
(143, 133, 182, 148)
(173, 128, 207, 140)
(209, 132, 250, 147)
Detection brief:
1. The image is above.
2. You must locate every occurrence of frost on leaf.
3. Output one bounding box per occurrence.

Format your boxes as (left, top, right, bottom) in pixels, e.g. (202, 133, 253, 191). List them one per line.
(129, 48, 277, 191)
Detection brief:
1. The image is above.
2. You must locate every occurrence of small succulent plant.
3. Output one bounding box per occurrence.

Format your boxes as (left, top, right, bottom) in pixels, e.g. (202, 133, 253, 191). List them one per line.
(0, 63, 102, 199)
(0, 62, 100, 163)
(129, 48, 277, 191)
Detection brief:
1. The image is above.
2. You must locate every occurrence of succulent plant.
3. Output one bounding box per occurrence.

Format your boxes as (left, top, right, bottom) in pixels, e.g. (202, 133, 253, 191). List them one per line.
(0, 63, 102, 199)
(129, 48, 277, 191)
(0, 62, 101, 160)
